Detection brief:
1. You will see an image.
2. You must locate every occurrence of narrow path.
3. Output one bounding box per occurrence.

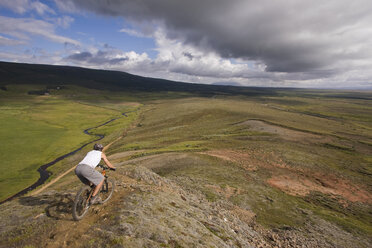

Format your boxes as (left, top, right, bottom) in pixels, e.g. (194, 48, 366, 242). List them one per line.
(0, 111, 135, 204)
(31, 120, 137, 196)
(44, 186, 132, 248)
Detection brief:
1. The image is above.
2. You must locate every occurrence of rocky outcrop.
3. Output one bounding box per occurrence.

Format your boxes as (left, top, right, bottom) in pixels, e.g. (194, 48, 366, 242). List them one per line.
(91, 165, 269, 247)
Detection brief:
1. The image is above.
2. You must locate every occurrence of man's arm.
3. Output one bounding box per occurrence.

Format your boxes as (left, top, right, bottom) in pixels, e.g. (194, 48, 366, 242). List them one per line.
(102, 153, 116, 169)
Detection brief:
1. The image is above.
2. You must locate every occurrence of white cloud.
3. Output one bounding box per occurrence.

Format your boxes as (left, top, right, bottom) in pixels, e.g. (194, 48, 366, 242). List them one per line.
(152, 29, 261, 79)
(30, 1, 55, 15)
(65, 48, 152, 72)
(0, 16, 80, 45)
(0, 0, 29, 14)
(53, 0, 78, 13)
(0, 49, 63, 65)
(61, 27, 372, 88)
(0, 35, 26, 45)
(64, 28, 277, 85)
(55, 15, 74, 28)
(119, 28, 150, 38)
(0, 0, 55, 15)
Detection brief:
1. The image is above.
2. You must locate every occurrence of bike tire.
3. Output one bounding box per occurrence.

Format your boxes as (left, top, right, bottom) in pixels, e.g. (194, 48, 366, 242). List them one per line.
(100, 178, 115, 204)
(72, 186, 91, 221)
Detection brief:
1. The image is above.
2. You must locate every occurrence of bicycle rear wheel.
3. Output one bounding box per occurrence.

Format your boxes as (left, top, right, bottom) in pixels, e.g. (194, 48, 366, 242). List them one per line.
(72, 186, 91, 221)
(100, 178, 115, 203)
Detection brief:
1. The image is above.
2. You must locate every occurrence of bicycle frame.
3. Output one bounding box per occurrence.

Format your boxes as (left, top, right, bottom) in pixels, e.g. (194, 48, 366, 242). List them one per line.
(72, 164, 115, 221)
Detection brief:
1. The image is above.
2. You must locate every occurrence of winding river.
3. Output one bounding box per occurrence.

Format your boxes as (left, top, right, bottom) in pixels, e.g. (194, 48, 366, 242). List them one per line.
(0, 112, 130, 204)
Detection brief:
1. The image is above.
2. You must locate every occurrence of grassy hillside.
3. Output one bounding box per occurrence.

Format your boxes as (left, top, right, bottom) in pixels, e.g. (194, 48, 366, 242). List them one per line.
(0, 61, 278, 96)
(107, 95, 372, 234)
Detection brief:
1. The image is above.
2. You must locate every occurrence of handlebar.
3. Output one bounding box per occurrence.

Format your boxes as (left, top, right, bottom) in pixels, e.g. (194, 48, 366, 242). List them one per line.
(98, 164, 116, 171)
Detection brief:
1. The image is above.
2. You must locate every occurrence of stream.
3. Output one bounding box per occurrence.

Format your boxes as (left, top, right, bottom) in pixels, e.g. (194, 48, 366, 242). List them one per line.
(0, 112, 129, 204)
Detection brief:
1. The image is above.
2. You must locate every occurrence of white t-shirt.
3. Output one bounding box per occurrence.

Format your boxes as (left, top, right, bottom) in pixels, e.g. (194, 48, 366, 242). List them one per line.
(79, 150, 102, 168)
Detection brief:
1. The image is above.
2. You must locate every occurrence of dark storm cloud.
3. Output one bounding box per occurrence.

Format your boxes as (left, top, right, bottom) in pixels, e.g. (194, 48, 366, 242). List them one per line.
(65, 0, 372, 77)
(183, 52, 194, 61)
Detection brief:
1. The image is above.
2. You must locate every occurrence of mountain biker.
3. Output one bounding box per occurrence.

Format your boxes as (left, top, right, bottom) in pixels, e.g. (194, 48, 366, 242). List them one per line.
(75, 143, 116, 204)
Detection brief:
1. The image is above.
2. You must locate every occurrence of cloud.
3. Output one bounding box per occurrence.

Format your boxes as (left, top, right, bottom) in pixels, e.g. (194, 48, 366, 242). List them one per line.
(65, 48, 151, 72)
(0, 35, 26, 45)
(64, 28, 269, 82)
(119, 28, 151, 38)
(0, 48, 64, 65)
(0, 16, 80, 45)
(53, 0, 79, 13)
(55, 15, 74, 28)
(0, 0, 55, 15)
(63, 0, 372, 85)
(61, 27, 372, 88)
(2, 0, 371, 88)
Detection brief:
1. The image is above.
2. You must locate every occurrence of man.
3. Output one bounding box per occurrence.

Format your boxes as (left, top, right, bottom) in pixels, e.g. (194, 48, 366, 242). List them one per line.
(75, 143, 116, 204)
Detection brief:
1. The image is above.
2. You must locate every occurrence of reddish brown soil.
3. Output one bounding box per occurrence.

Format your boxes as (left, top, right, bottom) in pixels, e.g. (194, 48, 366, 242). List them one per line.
(267, 173, 372, 204)
(231, 206, 256, 224)
(203, 149, 372, 204)
(201, 150, 261, 171)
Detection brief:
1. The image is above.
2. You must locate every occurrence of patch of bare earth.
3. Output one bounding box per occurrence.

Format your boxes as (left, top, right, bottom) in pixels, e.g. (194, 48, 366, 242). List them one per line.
(230, 206, 256, 224)
(203, 149, 372, 204)
(124, 102, 141, 107)
(240, 120, 330, 143)
(267, 173, 372, 204)
(200, 150, 259, 171)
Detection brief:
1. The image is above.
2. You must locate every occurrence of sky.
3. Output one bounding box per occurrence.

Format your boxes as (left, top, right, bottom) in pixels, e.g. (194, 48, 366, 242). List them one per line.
(1, 0, 372, 89)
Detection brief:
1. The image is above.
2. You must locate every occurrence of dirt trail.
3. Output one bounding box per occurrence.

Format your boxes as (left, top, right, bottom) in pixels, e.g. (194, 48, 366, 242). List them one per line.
(45, 190, 129, 248)
(31, 121, 138, 196)
(42, 172, 137, 248)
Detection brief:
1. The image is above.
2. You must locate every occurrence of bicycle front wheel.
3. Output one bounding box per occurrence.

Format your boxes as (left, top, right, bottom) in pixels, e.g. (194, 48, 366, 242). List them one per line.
(100, 178, 115, 203)
(72, 186, 91, 221)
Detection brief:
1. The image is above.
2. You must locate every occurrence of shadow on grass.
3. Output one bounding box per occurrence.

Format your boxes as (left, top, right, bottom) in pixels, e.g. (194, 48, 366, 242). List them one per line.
(19, 193, 74, 221)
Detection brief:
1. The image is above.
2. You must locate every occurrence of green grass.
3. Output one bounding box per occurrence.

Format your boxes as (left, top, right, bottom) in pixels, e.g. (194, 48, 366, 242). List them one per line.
(109, 94, 372, 235)
(147, 152, 307, 228)
(304, 192, 372, 235)
(0, 85, 140, 201)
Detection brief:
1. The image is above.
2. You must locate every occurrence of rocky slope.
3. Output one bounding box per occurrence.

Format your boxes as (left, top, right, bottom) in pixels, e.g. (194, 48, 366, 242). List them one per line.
(1, 158, 370, 248)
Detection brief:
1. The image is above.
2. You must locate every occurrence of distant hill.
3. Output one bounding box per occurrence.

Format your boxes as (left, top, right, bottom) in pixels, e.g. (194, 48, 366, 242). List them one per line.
(0, 61, 278, 96)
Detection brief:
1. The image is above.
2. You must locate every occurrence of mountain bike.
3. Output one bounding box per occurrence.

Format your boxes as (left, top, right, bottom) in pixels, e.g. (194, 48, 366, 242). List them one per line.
(72, 164, 115, 221)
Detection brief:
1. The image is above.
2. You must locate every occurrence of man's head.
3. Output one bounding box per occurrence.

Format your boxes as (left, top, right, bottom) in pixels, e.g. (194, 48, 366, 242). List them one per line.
(93, 143, 104, 151)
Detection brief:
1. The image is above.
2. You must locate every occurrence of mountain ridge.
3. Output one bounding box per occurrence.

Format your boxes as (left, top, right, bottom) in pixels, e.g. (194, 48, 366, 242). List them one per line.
(0, 61, 279, 96)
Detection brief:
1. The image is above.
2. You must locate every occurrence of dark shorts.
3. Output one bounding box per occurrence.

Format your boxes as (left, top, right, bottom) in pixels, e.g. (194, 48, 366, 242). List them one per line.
(75, 164, 104, 186)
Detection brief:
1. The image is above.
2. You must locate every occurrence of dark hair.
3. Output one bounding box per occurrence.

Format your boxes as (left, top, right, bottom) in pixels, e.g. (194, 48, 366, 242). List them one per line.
(93, 143, 104, 151)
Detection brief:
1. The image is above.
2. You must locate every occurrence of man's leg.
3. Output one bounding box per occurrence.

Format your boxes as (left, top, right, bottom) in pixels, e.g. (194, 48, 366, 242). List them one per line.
(92, 178, 104, 197)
